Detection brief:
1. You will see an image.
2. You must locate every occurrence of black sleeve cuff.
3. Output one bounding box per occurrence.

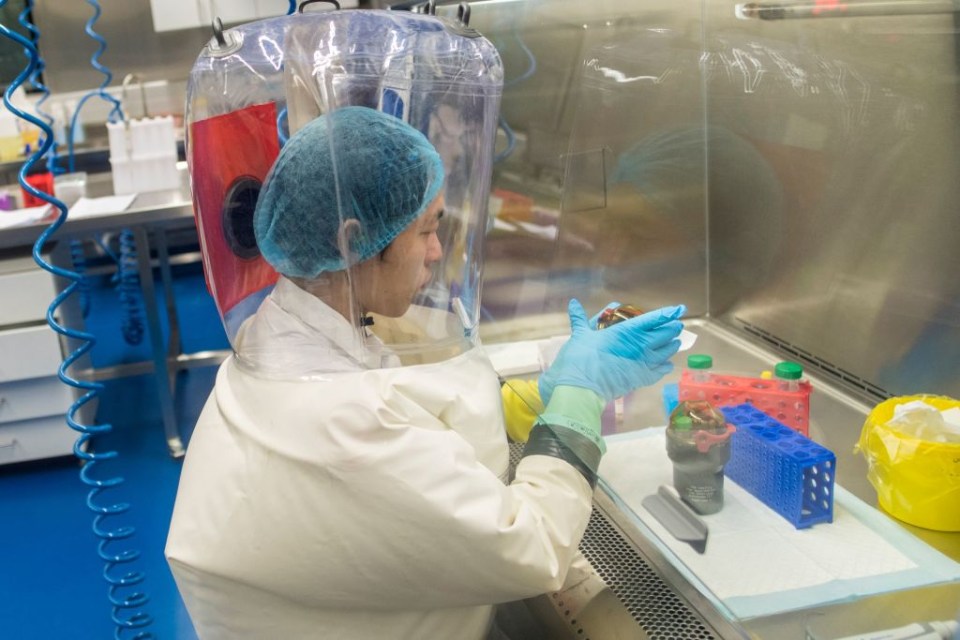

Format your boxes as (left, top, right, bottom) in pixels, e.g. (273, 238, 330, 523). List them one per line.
(521, 423, 601, 489)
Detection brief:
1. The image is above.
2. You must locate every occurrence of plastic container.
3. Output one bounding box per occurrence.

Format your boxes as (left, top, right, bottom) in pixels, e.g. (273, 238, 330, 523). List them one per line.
(19, 124, 40, 155)
(776, 361, 803, 392)
(0, 108, 23, 162)
(857, 395, 960, 532)
(596, 303, 644, 329)
(687, 354, 713, 384)
(666, 400, 735, 515)
(21, 172, 55, 207)
(721, 404, 835, 529)
(107, 116, 180, 195)
(53, 172, 88, 207)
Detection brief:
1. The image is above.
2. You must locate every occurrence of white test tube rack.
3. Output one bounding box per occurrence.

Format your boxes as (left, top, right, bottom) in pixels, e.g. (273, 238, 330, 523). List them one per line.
(106, 115, 179, 195)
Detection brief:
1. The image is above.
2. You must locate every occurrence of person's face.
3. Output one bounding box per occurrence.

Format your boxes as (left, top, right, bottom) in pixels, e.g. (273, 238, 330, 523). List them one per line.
(355, 195, 445, 318)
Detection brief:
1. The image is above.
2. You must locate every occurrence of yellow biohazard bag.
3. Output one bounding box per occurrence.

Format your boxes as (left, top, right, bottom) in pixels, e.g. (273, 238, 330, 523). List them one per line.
(857, 395, 960, 531)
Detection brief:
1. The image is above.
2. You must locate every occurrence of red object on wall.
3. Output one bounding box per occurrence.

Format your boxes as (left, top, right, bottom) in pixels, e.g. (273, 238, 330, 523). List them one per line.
(21, 172, 55, 207)
(189, 102, 281, 326)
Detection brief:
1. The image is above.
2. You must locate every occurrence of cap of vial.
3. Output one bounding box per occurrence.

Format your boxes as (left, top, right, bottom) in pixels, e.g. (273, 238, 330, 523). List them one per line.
(775, 361, 803, 380)
(672, 415, 693, 431)
(687, 354, 713, 370)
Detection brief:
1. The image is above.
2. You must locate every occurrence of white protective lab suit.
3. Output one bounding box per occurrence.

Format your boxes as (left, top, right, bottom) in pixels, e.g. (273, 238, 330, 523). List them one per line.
(166, 278, 594, 639)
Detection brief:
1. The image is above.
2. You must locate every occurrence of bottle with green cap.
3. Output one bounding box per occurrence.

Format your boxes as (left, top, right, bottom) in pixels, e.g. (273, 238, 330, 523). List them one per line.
(665, 400, 734, 515)
(775, 361, 803, 393)
(687, 354, 714, 385)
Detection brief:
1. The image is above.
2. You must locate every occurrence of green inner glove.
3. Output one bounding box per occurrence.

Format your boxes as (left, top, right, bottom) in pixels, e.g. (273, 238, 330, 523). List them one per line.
(521, 385, 607, 487)
(538, 385, 607, 454)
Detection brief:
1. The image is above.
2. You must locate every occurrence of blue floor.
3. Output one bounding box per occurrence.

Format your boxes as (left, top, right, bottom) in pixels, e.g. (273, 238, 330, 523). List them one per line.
(0, 263, 225, 639)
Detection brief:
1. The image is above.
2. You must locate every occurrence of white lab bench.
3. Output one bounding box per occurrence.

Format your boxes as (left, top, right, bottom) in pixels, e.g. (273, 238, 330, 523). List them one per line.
(0, 167, 223, 461)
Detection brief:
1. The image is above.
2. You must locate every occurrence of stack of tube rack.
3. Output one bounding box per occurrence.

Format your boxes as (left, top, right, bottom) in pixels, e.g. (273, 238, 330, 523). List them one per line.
(721, 403, 835, 529)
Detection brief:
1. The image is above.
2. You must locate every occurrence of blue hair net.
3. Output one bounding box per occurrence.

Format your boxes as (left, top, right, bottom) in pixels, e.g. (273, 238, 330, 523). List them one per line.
(254, 106, 445, 278)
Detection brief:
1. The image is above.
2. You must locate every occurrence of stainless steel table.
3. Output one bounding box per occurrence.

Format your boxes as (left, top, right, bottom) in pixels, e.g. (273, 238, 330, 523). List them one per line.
(0, 169, 224, 457)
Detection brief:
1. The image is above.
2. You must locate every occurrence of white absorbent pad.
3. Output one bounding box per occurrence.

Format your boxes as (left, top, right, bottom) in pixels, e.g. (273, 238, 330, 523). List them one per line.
(599, 428, 960, 619)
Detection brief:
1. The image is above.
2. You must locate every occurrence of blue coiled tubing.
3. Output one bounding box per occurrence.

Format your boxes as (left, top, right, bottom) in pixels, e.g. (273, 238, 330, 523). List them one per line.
(0, 1, 154, 637)
(67, 0, 124, 173)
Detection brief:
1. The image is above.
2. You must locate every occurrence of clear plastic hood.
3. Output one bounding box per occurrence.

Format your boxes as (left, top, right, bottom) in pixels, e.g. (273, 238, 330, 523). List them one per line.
(185, 9, 503, 378)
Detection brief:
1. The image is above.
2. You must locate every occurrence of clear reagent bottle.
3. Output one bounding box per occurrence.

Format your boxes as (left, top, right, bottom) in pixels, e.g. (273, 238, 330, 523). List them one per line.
(665, 400, 735, 515)
(775, 361, 803, 393)
(687, 354, 713, 384)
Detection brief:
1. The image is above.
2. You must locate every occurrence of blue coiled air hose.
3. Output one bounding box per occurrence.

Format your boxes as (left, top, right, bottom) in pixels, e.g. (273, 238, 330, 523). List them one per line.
(67, 0, 124, 174)
(0, 7, 154, 640)
(17, 0, 62, 174)
(116, 229, 144, 346)
(69, 237, 93, 319)
(90, 234, 141, 345)
(72, 0, 144, 346)
(18, 1, 94, 319)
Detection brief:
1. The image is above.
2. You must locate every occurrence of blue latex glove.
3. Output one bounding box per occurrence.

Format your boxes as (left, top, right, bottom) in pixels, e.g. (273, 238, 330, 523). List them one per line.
(539, 299, 685, 405)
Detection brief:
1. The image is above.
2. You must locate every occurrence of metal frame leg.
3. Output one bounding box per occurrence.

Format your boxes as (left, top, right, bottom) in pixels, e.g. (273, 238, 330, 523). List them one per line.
(133, 226, 184, 457)
(154, 231, 182, 391)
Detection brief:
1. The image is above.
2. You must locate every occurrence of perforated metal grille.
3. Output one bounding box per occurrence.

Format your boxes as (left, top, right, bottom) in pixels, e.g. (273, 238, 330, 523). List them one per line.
(739, 319, 890, 402)
(511, 442, 720, 640)
(508, 441, 524, 468)
(579, 510, 720, 640)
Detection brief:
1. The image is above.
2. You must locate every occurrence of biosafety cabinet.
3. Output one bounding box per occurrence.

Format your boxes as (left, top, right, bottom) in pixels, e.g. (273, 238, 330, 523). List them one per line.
(452, 0, 960, 638)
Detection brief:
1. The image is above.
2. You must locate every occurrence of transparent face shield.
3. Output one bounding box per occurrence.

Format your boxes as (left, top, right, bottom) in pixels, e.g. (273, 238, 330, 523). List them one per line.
(186, 10, 502, 378)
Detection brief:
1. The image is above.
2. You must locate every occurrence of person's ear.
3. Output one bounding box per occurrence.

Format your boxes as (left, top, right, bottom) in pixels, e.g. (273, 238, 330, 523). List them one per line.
(337, 219, 363, 267)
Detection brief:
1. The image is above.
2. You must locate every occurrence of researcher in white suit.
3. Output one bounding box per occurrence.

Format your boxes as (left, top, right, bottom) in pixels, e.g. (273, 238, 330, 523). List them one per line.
(166, 106, 684, 640)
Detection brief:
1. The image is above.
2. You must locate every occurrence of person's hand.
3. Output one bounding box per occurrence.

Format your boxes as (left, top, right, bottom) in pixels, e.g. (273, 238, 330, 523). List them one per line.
(539, 299, 684, 405)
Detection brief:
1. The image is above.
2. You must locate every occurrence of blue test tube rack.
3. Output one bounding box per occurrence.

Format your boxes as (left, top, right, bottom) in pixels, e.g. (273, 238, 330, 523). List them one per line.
(720, 404, 836, 529)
